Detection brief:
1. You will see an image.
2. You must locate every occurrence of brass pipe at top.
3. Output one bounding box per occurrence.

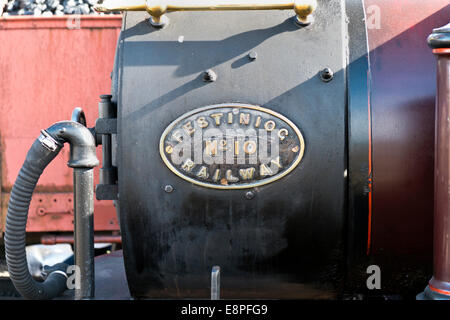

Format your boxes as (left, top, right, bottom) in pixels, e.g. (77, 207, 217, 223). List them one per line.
(94, 0, 317, 25)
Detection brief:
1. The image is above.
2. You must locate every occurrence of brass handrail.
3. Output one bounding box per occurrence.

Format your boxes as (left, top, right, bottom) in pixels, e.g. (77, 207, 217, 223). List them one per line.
(94, 0, 317, 26)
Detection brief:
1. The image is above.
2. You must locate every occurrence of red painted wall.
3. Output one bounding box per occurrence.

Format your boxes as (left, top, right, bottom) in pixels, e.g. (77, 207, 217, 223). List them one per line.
(0, 16, 122, 234)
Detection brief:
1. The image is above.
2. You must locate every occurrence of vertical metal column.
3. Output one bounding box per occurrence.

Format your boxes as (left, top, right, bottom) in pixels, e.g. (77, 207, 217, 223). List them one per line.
(74, 168, 95, 300)
(418, 23, 450, 300)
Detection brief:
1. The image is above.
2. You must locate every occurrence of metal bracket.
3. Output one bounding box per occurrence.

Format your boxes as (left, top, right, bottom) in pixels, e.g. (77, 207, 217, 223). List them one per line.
(95, 118, 117, 135)
(38, 130, 61, 152)
(96, 184, 118, 200)
(96, 95, 118, 201)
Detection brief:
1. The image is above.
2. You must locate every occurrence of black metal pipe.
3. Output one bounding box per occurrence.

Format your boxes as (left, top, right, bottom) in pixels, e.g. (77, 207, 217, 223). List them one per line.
(49, 120, 98, 300)
(73, 168, 95, 300)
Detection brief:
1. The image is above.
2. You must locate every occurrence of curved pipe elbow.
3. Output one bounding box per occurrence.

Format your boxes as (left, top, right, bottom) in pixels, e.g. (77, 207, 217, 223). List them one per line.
(45, 121, 99, 168)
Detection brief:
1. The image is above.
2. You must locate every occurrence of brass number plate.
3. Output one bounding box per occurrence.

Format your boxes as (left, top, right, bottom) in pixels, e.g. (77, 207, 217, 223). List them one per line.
(160, 103, 305, 189)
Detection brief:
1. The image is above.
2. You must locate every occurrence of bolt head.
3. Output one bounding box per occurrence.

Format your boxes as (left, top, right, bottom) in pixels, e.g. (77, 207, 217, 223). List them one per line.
(320, 68, 334, 82)
(203, 69, 218, 82)
(164, 185, 174, 193)
(248, 51, 258, 60)
(245, 191, 255, 200)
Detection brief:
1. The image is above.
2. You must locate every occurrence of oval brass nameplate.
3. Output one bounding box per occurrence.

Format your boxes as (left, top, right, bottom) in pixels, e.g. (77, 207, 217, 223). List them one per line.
(159, 103, 305, 189)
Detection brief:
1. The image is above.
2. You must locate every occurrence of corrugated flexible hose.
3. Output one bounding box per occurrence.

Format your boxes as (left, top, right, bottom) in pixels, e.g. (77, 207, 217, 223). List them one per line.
(4, 136, 68, 299)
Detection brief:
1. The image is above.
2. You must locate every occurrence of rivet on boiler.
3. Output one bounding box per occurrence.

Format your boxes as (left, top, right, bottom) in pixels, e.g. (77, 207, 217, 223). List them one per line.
(245, 191, 255, 200)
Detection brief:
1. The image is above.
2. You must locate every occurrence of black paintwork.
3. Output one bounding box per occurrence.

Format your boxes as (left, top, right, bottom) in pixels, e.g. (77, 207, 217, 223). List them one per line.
(345, 0, 371, 266)
(112, 0, 368, 299)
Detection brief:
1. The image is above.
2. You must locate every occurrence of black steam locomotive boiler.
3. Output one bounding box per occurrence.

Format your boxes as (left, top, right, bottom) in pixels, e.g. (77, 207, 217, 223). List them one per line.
(4, 0, 450, 300)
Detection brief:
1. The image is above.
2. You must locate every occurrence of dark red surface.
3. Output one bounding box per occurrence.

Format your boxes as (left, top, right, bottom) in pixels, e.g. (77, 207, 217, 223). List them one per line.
(365, 0, 450, 258)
